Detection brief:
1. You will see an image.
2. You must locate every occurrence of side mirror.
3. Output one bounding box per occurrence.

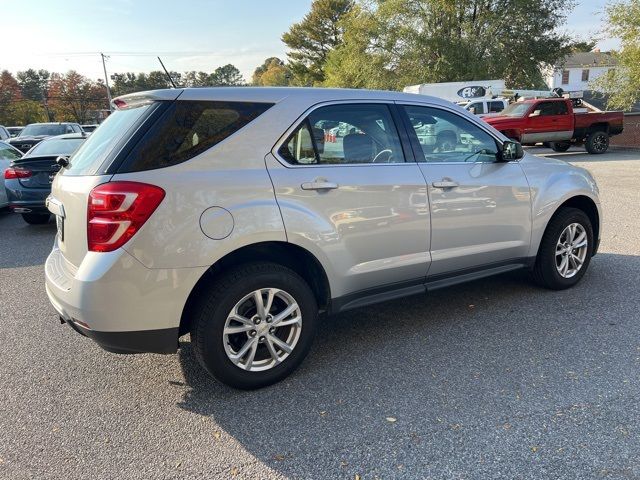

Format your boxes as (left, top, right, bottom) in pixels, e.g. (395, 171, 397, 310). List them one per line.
(500, 140, 524, 161)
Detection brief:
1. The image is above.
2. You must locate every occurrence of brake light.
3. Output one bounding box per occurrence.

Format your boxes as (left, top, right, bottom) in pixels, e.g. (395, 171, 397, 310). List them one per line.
(4, 167, 32, 179)
(87, 182, 165, 252)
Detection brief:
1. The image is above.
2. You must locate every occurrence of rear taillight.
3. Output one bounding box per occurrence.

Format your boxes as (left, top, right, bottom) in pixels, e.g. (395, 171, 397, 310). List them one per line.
(4, 167, 32, 179)
(87, 181, 165, 252)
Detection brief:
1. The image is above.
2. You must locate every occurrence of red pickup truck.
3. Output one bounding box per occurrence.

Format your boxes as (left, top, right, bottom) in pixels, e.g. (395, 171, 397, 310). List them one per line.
(483, 98, 623, 154)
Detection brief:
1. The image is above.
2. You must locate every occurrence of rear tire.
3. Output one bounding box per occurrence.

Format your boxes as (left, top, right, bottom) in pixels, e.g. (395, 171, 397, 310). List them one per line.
(190, 262, 318, 389)
(532, 208, 593, 290)
(21, 213, 50, 225)
(585, 131, 609, 154)
(550, 142, 571, 152)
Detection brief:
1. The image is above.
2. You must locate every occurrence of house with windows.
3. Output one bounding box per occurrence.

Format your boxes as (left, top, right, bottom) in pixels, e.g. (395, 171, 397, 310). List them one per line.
(543, 50, 617, 92)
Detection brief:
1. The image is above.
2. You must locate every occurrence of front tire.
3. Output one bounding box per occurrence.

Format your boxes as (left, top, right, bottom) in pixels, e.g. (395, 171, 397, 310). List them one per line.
(585, 131, 609, 154)
(532, 208, 593, 290)
(22, 213, 50, 225)
(190, 262, 318, 389)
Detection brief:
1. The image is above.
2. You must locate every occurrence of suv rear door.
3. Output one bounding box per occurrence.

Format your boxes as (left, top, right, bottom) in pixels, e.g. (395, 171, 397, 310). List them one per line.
(267, 102, 430, 301)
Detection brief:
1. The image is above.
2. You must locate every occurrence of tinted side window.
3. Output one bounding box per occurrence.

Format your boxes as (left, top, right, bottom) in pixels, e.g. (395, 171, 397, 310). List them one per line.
(468, 102, 485, 114)
(121, 100, 273, 172)
(403, 105, 498, 163)
(489, 101, 505, 113)
(279, 103, 405, 165)
(554, 102, 568, 115)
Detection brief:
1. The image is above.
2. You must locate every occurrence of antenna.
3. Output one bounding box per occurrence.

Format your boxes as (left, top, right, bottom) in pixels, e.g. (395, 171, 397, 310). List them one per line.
(157, 56, 177, 88)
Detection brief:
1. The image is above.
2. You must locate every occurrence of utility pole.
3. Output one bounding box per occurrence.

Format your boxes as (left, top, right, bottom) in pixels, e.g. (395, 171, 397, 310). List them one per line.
(101, 53, 113, 112)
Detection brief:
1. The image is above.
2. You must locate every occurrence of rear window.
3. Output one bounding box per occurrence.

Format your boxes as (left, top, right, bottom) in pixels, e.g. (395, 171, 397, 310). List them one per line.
(20, 124, 70, 137)
(118, 100, 273, 172)
(28, 138, 85, 156)
(64, 103, 155, 175)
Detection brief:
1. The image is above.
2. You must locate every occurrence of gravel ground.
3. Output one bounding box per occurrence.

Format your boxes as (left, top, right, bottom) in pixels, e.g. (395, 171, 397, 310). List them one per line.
(0, 147, 639, 479)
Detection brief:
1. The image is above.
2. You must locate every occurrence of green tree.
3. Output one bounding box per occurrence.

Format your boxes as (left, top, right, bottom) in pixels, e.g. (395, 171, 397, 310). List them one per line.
(252, 58, 292, 86)
(210, 64, 244, 86)
(110, 72, 137, 96)
(592, 0, 640, 110)
(16, 69, 50, 101)
(282, 0, 354, 85)
(325, 0, 575, 90)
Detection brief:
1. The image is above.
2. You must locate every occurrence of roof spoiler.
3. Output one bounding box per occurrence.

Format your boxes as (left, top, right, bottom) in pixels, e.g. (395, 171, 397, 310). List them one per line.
(112, 89, 184, 110)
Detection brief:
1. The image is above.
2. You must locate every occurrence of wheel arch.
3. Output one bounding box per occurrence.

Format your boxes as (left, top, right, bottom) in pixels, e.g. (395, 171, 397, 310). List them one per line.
(179, 241, 331, 336)
(535, 195, 600, 259)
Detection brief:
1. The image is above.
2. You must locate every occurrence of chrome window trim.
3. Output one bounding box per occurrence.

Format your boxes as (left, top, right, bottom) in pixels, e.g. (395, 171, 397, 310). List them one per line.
(271, 99, 412, 169)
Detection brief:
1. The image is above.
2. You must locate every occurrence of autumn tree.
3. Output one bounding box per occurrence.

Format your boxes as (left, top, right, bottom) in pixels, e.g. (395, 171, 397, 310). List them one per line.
(0, 70, 22, 122)
(252, 58, 292, 86)
(282, 0, 354, 85)
(47, 71, 107, 123)
(324, 0, 575, 90)
(592, 0, 640, 110)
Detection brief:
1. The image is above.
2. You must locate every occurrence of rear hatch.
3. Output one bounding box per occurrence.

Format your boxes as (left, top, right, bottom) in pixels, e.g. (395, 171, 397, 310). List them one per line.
(49, 90, 182, 267)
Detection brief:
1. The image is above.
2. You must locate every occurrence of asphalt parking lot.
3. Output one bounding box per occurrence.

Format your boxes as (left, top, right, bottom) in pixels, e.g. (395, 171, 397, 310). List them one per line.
(1, 147, 639, 479)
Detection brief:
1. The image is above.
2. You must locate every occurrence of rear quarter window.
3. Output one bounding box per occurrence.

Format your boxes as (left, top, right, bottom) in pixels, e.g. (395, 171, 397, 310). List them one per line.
(118, 100, 273, 172)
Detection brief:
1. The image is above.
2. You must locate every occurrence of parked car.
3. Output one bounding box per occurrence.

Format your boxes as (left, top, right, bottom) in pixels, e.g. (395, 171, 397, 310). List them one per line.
(8, 122, 83, 153)
(7, 126, 23, 138)
(81, 124, 99, 133)
(0, 141, 23, 209)
(0, 126, 11, 141)
(45, 88, 601, 389)
(5, 133, 86, 224)
(483, 98, 624, 153)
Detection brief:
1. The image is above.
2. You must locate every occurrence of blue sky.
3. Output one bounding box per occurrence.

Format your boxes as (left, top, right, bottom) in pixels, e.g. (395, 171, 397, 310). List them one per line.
(2, 0, 618, 83)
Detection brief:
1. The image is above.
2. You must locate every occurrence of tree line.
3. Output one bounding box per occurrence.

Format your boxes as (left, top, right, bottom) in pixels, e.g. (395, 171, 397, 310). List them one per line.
(2, 0, 637, 126)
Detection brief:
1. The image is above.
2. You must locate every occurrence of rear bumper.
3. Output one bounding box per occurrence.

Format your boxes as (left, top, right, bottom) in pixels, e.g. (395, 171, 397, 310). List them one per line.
(61, 315, 179, 354)
(45, 241, 207, 355)
(5, 181, 50, 213)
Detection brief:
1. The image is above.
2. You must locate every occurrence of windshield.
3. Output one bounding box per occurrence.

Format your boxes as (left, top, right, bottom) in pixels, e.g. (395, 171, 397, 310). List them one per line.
(28, 138, 85, 156)
(20, 124, 69, 137)
(499, 103, 530, 117)
(65, 103, 155, 175)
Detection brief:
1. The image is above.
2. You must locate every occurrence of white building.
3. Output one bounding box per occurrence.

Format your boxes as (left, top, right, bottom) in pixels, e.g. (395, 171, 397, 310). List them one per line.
(543, 51, 617, 92)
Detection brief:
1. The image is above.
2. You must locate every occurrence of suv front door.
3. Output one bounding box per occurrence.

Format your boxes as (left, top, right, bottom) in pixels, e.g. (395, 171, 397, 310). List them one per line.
(266, 102, 430, 301)
(400, 104, 531, 277)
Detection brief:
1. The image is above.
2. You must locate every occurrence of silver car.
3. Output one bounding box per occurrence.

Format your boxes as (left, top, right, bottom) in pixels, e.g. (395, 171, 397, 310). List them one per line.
(45, 88, 601, 389)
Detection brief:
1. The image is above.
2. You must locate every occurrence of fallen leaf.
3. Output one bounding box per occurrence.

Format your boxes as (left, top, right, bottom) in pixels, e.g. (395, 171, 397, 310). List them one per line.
(531, 446, 538, 453)
(340, 461, 349, 467)
(386, 417, 397, 423)
(213, 431, 221, 441)
(175, 461, 182, 468)
(230, 467, 239, 476)
(274, 454, 286, 461)
(355, 475, 361, 480)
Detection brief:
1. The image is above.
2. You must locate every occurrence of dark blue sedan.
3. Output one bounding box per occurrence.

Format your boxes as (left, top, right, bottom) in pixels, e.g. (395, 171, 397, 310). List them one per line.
(4, 133, 87, 224)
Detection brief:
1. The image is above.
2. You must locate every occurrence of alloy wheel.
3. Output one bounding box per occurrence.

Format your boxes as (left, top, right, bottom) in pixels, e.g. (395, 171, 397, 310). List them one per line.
(222, 288, 302, 372)
(555, 223, 588, 278)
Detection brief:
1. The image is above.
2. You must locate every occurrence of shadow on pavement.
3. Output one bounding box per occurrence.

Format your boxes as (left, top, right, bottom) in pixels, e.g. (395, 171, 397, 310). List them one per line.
(174, 252, 640, 477)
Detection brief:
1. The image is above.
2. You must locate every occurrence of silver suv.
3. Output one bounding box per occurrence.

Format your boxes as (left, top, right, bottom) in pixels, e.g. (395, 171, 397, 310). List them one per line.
(45, 88, 601, 389)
